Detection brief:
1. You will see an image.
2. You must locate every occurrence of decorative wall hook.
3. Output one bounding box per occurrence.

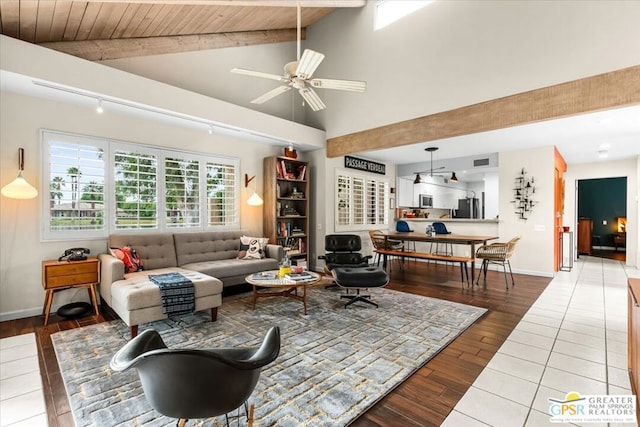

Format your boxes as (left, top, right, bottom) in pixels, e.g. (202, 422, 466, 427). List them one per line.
(244, 174, 256, 188)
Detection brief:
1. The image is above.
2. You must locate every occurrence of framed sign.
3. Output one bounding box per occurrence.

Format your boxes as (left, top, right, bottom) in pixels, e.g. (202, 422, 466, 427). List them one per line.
(344, 156, 386, 175)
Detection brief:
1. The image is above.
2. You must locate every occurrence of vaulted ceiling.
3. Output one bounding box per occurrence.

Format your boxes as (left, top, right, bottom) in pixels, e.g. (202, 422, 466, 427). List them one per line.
(0, 0, 365, 61)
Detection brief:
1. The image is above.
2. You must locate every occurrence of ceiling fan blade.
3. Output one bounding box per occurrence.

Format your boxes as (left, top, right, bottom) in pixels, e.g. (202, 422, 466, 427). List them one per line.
(309, 78, 366, 92)
(251, 86, 292, 104)
(298, 87, 326, 111)
(296, 49, 325, 79)
(231, 68, 285, 82)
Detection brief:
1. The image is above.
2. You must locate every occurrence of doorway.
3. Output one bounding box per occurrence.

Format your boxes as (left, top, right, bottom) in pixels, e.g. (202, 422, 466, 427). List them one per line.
(577, 177, 627, 261)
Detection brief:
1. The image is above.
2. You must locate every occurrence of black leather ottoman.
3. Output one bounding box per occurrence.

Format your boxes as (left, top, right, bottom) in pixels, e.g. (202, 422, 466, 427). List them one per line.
(331, 266, 389, 308)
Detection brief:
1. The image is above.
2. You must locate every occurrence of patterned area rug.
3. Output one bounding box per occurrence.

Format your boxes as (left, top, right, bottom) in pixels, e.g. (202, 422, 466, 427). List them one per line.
(52, 286, 486, 426)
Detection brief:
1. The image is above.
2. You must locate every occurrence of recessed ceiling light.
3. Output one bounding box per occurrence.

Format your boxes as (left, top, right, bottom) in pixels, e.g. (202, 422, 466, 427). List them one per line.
(598, 150, 609, 159)
(599, 143, 610, 149)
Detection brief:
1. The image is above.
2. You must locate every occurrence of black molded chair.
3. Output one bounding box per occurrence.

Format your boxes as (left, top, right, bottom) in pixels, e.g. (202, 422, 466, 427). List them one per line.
(110, 326, 281, 427)
(319, 234, 372, 274)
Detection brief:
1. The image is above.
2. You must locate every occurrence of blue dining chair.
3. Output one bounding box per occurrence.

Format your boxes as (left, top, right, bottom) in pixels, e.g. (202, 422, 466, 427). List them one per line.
(431, 222, 453, 256)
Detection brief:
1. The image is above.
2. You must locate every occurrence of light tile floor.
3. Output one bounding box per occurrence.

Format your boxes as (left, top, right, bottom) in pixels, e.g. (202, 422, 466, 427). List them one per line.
(0, 333, 48, 427)
(443, 256, 640, 427)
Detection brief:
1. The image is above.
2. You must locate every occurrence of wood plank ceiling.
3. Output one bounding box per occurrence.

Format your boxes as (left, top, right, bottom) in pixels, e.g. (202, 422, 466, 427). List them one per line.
(0, 0, 364, 61)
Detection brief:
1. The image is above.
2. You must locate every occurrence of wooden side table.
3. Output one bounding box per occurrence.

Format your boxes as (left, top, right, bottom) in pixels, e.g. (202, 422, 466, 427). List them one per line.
(41, 257, 101, 326)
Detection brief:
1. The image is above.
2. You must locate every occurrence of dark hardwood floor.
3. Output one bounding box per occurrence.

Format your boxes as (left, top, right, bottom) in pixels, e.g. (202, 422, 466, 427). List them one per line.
(0, 262, 551, 427)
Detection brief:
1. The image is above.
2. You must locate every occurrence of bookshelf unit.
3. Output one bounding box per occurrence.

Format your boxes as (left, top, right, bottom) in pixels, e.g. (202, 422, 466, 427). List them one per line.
(263, 156, 309, 267)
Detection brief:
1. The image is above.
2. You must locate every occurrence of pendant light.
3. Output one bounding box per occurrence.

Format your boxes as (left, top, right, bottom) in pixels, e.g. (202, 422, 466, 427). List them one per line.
(1, 148, 38, 199)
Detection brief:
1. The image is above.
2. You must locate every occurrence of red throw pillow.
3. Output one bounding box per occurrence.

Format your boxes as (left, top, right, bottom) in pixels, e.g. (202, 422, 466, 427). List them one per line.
(110, 246, 143, 273)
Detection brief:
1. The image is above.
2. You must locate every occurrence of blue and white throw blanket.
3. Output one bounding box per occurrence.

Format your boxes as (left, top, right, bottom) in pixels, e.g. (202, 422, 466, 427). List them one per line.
(148, 273, 195, 318)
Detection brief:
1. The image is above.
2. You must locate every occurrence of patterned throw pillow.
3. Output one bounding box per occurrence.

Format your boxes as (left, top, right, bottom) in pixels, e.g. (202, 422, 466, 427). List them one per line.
(110, 246, 143, 273)
(239, 236, 268, 260)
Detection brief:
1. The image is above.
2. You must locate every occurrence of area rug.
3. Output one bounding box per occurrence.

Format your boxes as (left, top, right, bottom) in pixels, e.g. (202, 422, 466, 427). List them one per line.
(52, 286, 486, 426)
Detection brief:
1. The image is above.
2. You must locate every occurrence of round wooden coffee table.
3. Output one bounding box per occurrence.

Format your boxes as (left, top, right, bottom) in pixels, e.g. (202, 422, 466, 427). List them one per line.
(245, 270, 323, 315)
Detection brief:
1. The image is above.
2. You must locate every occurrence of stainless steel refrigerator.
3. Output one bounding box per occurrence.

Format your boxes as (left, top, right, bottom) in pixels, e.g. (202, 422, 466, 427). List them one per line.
(454, 198, 479, 219)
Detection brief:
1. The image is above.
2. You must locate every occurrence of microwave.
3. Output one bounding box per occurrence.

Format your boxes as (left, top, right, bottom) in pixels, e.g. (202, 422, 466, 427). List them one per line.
(419, 194, 433, 208)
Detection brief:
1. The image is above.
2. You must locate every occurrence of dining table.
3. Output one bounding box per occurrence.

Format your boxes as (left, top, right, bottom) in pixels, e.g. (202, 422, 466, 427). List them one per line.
(382, 231, 499, 283)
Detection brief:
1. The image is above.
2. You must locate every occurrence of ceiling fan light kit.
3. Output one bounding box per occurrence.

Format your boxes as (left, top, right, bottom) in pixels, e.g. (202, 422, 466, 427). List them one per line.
(230, 2, 366, 111)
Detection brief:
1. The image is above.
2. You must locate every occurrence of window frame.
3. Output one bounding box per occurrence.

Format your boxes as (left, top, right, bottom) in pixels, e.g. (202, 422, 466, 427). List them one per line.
(334, 168, 390, 232)
(41, 130, 240, 241)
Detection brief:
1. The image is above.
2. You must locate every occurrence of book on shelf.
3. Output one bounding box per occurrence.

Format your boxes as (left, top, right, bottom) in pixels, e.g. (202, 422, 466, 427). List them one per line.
(276, 161, 284, 179)
(296, 165, 306, 180)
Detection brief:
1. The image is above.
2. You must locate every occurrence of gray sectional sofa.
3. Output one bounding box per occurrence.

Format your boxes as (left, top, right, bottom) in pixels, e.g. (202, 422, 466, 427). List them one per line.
(99, 231, 283, 337)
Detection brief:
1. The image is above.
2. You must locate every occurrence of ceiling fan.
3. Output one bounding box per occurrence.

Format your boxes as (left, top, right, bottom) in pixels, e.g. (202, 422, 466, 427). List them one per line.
(413, 147, 458, 184)
(230, 2, 366, 111)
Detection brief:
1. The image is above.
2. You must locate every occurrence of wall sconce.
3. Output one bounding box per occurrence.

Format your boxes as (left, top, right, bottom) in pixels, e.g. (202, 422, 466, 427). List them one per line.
(1, 148, 38, 199)
(244, 173, 263, 206)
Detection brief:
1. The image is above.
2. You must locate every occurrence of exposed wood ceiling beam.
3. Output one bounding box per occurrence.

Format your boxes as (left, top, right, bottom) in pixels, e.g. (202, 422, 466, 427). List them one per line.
(39, 28, 304, 61)
(85, 1, 366, 6)
(326, 65, 640, 158)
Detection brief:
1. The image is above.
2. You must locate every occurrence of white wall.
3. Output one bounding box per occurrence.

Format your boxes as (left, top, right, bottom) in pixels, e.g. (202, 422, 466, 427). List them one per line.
(0, 91, 284, 320)
(311, 154, 396, 272)
(482, 173, 499, 219)
(307, 0, 640, 138)
(564, 158, 639, 268)
(101, 41, 308, 123)
(499, 146, 556, 277)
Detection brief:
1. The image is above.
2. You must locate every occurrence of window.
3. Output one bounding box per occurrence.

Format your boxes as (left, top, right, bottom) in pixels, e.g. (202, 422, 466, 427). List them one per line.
(165, 155, 199, 228)
(42, 130, 239, 240)
(206, 161, 237, 227)
(335, 170, 389, 231)
(44, 134, 107, 240)
(114, 146, 158, 230)
(374, 0, 432, 31)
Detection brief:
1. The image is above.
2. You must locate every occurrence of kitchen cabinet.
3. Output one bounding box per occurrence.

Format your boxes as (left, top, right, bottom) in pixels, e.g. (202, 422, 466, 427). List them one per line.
(397, 177, 414, 207)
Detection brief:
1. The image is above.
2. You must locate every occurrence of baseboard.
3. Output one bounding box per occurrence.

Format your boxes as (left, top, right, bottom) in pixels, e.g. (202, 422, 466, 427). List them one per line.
(0, 307, 44, 322)
(0, 301, 99, 322)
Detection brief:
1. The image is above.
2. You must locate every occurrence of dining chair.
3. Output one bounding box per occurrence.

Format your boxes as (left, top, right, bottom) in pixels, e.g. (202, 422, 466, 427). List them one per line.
(475, 236, 521, 289)
(430, 222, 453, 256)
(368, 229, 404, 270)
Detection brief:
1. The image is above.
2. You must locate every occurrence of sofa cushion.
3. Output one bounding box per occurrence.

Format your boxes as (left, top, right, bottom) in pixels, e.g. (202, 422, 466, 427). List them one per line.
(174, 231, 244, 265)
(109, 233, 178, 270)
(111, 267, 223, 311)
(181, 257, 279, 280)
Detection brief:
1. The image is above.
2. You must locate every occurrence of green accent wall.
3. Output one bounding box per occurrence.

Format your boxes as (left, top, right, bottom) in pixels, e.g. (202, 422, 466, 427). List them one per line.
(578, 177, 627, 247)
